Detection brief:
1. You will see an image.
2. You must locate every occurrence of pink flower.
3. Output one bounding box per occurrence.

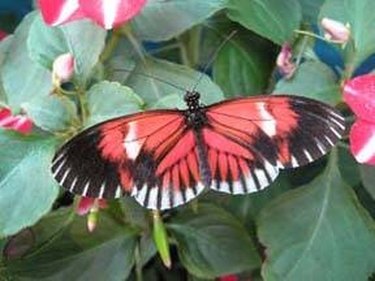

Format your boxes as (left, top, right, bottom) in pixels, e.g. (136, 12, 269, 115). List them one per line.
(321, 18, 350, 44)
(218, 275, 239, 281)
(0, 108, 33, 134)
(53, 53, 75, 83)
(76, 197, 107, 232)
(343, 74, 375, 165)
(276, 43, 296, 79)
(0, 30, 8, 41)
(38, 0, 147, 30)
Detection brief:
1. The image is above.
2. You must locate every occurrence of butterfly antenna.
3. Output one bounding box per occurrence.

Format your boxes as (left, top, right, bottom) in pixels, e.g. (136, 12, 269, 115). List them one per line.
(190, 30, 237, 93)
(112, 68, 187, 92)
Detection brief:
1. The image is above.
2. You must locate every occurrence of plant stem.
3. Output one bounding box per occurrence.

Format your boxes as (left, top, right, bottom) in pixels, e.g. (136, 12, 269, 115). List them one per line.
(294, 29, 344, 44)
(100, 29, 121, 63)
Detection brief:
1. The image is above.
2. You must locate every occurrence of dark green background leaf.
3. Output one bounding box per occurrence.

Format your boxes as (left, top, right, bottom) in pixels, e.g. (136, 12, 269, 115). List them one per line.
(168, 204, 261, 279)
(258, 153, 375, 281)
(111, 57, 224, 107)
(360, 164, 375, 200)
(213, 35, 273, 97)
(132, 0, 228, 42)
(274, 61, 341, 105)
(227, 0, 302, 44)
(4, 208, 138, 281)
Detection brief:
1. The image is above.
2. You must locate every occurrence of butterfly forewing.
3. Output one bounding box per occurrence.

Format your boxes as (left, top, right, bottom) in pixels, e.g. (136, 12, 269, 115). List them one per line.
(51, 109, 206, 210)
(207, 95, 345, 170)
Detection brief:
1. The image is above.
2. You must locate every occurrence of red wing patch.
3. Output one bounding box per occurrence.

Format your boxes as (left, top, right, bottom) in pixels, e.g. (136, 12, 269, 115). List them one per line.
(133, 135, 205, 210)
(202, 127, 279, 194)
(207, 95, 345, 169)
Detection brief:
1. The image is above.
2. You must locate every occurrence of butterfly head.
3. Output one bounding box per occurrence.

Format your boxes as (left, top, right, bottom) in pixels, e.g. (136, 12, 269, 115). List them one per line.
(184, 91, 200, 109)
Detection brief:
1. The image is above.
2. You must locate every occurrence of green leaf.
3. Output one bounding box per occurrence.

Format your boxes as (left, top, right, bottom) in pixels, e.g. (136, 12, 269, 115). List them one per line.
(151, 94, 186, 109)
(86, 81, 144, 126)
(0, 35, 13, 103)
(225, 174, 292, 230)
(131, 0, 228, 42)
(1, 12, 52, 110)
(168, 204, 261, 279)
(258, 152, 375, 281)
(298, 0, 325, 23)
(27, 13, 107, 85)
(4, 208, 138, 281)
(213, 36, 272, 97)
(360, 164, 375, 200)
(22, 95, 78, 133)
(0, 131, 59, 237)
(273, 61, 341, 106)
(119, 58, 224, 107)
(226, 0, 302, 45)
(337, 146, 361, 187)
(320, 0, 375, 68)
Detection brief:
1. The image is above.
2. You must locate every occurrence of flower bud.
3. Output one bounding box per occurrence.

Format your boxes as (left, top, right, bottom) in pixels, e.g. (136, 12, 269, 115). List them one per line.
(152, 210, 171, 268)
(276, 43, 296, 79)
(87, 205, 99, 232)
(52, 53, 75, 84)
(0, 108, 33, 134)
(321, 18, 350, 44)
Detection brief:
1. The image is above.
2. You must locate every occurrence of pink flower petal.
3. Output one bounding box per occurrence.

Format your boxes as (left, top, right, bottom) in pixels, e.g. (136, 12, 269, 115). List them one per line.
(0, 30, 8, 41)
(218, 275, 239, 281)
(12, 117, 33, 134)
(38, 0, 86, 26)
(343, 74, 375, 122)
(76, 197, 107, 215)
(79, 0, 147, 29)
(0, 108, 33, 134)
(350, 119, 375, 165)
(0, 108, 11, 119)
(76, 197, 96, 215)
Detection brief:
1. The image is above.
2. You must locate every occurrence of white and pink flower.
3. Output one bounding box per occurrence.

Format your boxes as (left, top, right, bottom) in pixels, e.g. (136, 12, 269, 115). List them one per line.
(344, 74, 375, 165)
(38, 0, 147, 29)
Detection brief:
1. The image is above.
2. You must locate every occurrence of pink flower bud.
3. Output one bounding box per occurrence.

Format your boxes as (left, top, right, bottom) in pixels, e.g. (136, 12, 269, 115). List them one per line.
(52, 53, 75, 83)
(0, 108, 33, 134)
(321, 18, 350, 44)
(276, 43, 296, 79)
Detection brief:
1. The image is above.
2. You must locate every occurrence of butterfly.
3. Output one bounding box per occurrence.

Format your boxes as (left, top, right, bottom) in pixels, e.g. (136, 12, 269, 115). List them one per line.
(51, 91, 345, 210)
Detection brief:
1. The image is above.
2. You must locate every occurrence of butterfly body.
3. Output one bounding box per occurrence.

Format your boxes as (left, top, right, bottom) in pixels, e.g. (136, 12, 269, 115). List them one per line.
(52, 93, 345, 210)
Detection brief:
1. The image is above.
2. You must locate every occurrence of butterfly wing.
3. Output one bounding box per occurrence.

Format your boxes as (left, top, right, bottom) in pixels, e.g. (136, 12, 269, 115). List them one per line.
(203, 95, 345, 194)
(51, 109, 205, 210)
